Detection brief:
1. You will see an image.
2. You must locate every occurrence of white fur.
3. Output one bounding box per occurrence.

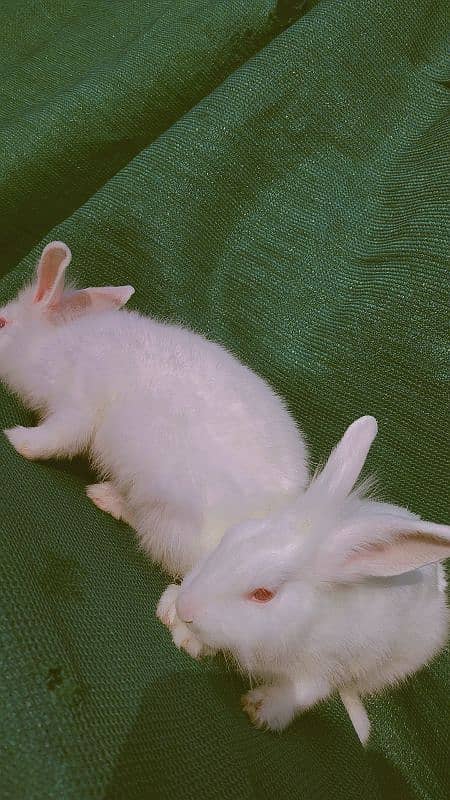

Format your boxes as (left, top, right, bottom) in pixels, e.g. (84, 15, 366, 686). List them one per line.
(3, 244, 447, 745)
(0, 240, 308, 627)
(178, 417, 450, 744)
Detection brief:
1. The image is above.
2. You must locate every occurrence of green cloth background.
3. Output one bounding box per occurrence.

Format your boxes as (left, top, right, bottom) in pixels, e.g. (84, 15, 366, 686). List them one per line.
(1, 1, 449, 798)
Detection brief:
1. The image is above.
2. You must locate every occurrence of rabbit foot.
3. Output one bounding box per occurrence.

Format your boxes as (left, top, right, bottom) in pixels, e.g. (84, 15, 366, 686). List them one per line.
(171, 620, 206, 659)
(156, 584, 212, 659)
(242, 685, 296, 731)
(86, 482, 125, 521)
(156, 583, 180, 628)
(4, 426, 46, 460)
(4, 412, 87, 460)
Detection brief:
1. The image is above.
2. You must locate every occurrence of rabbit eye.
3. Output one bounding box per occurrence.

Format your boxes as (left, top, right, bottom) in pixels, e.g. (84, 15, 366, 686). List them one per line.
(249, 588, 275, 603)
(0, 317, 7, 328)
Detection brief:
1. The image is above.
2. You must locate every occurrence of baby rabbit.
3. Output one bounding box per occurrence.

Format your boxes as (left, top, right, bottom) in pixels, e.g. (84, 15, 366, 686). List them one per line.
(0, 241, 308, 656)
(175, 416, 450, 743)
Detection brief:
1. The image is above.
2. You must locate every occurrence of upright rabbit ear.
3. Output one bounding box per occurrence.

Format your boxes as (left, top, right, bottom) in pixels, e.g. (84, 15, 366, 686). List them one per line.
(34, 241, 72, 306)
(315, 416, 378, 499)
(320, 515, 450, 581)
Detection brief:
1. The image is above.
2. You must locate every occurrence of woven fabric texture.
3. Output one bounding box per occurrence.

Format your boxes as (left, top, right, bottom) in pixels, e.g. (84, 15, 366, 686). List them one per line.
(0, 1, 449, 798)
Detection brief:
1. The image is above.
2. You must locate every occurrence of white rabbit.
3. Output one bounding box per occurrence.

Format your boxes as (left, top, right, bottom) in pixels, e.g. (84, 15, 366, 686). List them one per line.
(174, 416, 450, 744)
(0, 240, 308, 656)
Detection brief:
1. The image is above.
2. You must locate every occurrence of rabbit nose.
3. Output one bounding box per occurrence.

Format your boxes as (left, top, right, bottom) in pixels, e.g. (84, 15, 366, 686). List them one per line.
(176, 593, 195, 624)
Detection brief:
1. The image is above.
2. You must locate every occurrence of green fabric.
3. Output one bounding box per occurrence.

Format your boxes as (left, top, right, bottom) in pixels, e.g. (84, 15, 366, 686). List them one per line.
(0, 1, 449, 798)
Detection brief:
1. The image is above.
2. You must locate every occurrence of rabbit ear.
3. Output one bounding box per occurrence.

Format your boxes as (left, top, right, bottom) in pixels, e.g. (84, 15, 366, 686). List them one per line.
(55, 285, 135, 316)
(321, 515, 450, 580)
(315, 416, 378, 499)
(34, 241, 72, 306)
(85, 285, 135, 309)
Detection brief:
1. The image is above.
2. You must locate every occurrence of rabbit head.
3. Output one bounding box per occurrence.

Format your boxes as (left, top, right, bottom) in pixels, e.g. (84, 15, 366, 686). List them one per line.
(177, 416, 450, 674)
(0, 240, 134, 364)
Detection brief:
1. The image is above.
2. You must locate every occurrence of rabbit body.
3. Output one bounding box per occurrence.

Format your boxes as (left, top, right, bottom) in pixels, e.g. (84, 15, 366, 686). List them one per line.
(0, 244, 308, 580)
(176, 417, 450, 742)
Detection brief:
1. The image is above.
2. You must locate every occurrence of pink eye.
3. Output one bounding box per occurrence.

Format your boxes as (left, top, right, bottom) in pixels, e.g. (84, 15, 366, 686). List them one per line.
(249, 588, 275, 603)
(0, 317, 7, 328)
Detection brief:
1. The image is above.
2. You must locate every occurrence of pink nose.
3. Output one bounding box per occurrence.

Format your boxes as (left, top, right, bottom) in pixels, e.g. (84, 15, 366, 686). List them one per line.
(176, 593, 196, 623)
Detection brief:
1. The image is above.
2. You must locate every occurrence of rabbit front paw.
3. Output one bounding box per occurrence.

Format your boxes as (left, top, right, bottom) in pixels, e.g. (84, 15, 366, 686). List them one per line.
(86, 482, 124, 521)
(156, 583, 180, 628)
(4, 426, 42, 459)
(156, 584, 212, 660)
(171, 620, 206, 659)
(242, 685, 296, 731)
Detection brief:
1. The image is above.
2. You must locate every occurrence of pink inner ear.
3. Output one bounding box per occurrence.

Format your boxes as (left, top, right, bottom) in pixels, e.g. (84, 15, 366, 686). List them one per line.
(345, 533, 450, 577)
(89, 290, 122, 308)
(34, 244, 69, 303)
(83, 285, 134, 310)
